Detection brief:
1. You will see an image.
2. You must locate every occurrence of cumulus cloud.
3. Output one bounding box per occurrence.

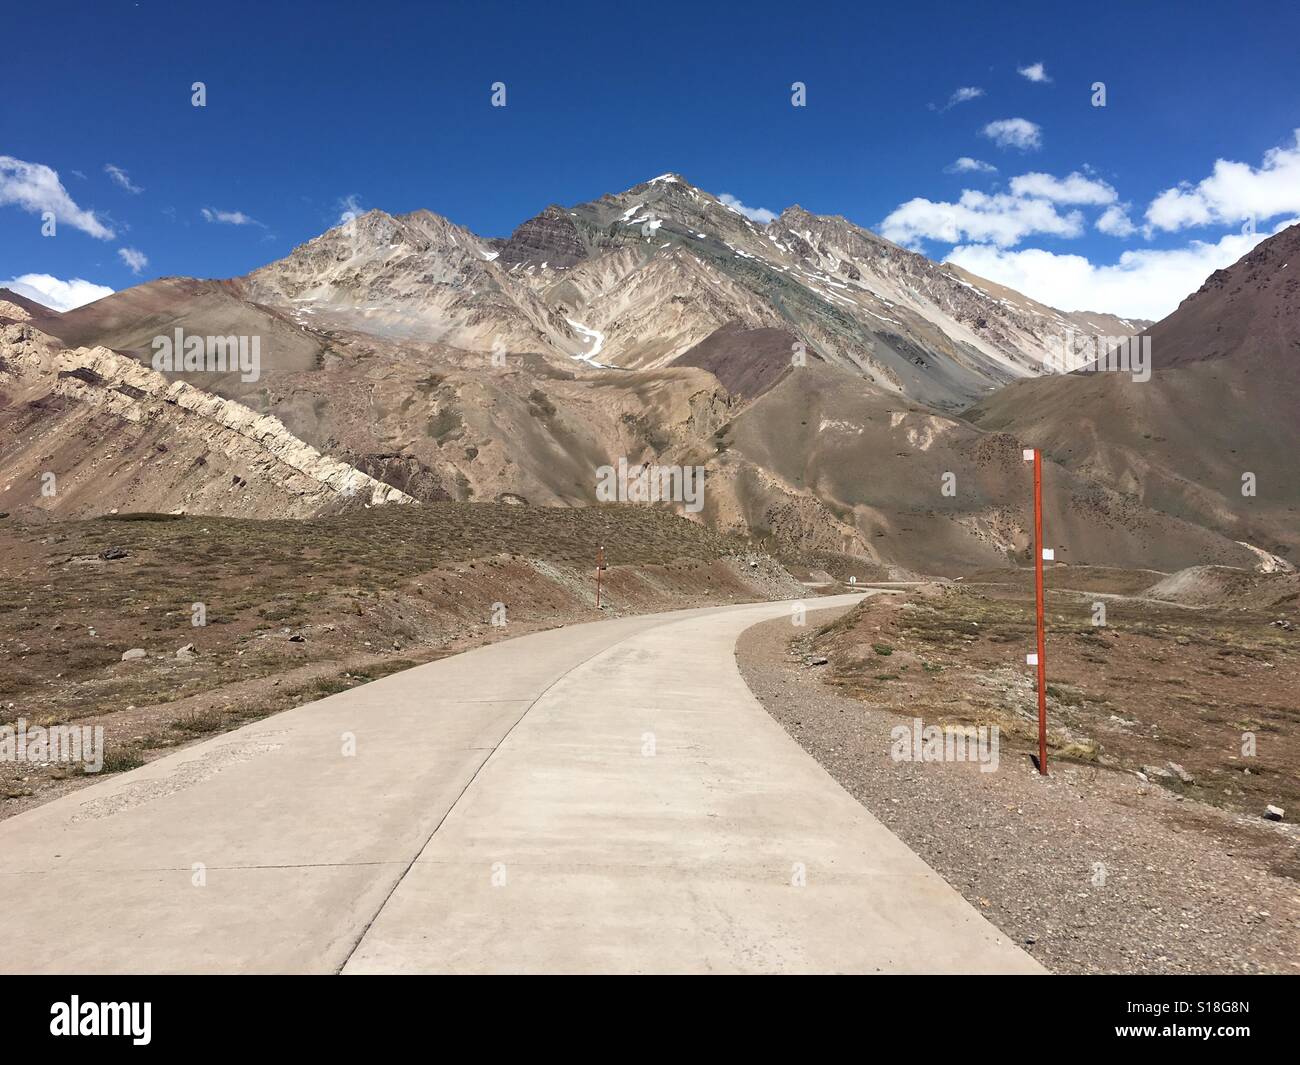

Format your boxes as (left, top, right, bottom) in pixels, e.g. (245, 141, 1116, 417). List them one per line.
(1096, 204, 1138, 237)
(0, 155, 115, 239)
(884, 164, 1136, 248)
(0, 273, 113, 311)
(981, 118, 1042, 151)
(1018, 62, 1051, 84)
(1008, 171, 1117, 205)
(104, 163, 142, 194)
(117, 247, 148, 275)
(1146, 129, 1300, 232)
(201, 206, 263, 226)
(944, 219, 1297, 321)
(718, 193, 777, 224)
(881, 189, 1083, 248)
(946, 157, 997, 174)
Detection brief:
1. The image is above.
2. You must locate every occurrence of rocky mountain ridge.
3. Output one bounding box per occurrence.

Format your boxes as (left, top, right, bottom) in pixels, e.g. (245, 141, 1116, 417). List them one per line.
(240, 173, 1148, 410)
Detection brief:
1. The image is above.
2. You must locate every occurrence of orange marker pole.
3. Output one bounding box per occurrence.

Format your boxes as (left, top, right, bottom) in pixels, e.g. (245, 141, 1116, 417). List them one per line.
(1033, 449, 1048, 775)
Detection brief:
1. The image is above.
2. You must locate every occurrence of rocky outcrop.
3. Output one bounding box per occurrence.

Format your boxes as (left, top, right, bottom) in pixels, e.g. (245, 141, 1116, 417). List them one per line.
(0, 287, 57, 324)
(497, 205, 589, 268)
(0, 324, 415, 516)
(0, 299, 32, 323)
(348, 453, 451, 502)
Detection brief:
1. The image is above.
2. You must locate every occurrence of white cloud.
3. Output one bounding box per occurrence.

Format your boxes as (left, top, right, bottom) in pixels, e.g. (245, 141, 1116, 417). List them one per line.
(1, 273, 113, 312)
(944, 219, 1296, 320)
(0, 155, 115, 239)
(946, 157, 997, 174)
(718, 193, 777, 224)
(117, 247, 148, 275)
(886, 165, 1133, 248)
(337, 194, 365, 225)
(1146, 129, 1300, 232)
(104, 163, 142, 194)
(201, 206, 262, 226)
(1008, 171, 1117, 205)
(1018, 62, 1051, 84)
(981, 118, 1042, 151)
(933, 86, 985, 112)
(881, 189, 1083, 248)
(1096, 204, 1137, 237)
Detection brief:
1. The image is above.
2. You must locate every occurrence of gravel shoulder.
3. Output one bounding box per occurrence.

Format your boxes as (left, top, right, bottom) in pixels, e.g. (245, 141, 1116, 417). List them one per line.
(737, 606, 1300, 974)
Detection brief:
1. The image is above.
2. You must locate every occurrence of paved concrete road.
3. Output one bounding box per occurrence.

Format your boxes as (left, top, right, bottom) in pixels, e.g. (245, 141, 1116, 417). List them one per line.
(0, 595, 1041, 974)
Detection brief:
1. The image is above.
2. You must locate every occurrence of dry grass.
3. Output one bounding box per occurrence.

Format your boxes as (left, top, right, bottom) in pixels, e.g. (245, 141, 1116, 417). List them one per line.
(812, 581, 1300, 822)
(0, 502, 785, 816)
(0, 501, 744, 719)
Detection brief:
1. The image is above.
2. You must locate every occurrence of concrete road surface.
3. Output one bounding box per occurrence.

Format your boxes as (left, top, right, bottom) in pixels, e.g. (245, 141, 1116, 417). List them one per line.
(0, 595, 1042, 974)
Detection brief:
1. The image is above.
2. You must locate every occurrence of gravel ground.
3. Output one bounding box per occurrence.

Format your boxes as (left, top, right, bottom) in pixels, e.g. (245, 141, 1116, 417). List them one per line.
(737, 608, 1300, 974)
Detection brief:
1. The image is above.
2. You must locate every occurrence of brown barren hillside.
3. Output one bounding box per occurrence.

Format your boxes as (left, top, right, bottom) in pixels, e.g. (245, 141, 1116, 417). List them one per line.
(671, 321, 820, 401)
(965, 224, 1300, 562)
(703, 362, 1257, 573)
(1145, 221, 1300, 368)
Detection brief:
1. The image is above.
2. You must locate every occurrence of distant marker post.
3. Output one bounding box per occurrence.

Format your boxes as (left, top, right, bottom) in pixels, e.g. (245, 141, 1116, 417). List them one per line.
(1024, 447, 1049, 775)
(596, 545, 605, 609)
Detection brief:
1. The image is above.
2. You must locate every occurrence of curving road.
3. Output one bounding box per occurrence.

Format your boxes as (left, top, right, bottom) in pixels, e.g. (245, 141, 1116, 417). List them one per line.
(0, 595, 1041, 974)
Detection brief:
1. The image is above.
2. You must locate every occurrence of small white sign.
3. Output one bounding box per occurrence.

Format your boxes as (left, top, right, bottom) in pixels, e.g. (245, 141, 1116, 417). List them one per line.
(1042, 548, 1055, 561)
(849, 576, 857, 585)
(1023, 448, 1035, 461)
(1026, 652, 1039, 666)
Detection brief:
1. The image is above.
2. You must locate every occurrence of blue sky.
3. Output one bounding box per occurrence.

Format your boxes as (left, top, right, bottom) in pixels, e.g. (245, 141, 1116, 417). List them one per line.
(2, 0, 1298, 318)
